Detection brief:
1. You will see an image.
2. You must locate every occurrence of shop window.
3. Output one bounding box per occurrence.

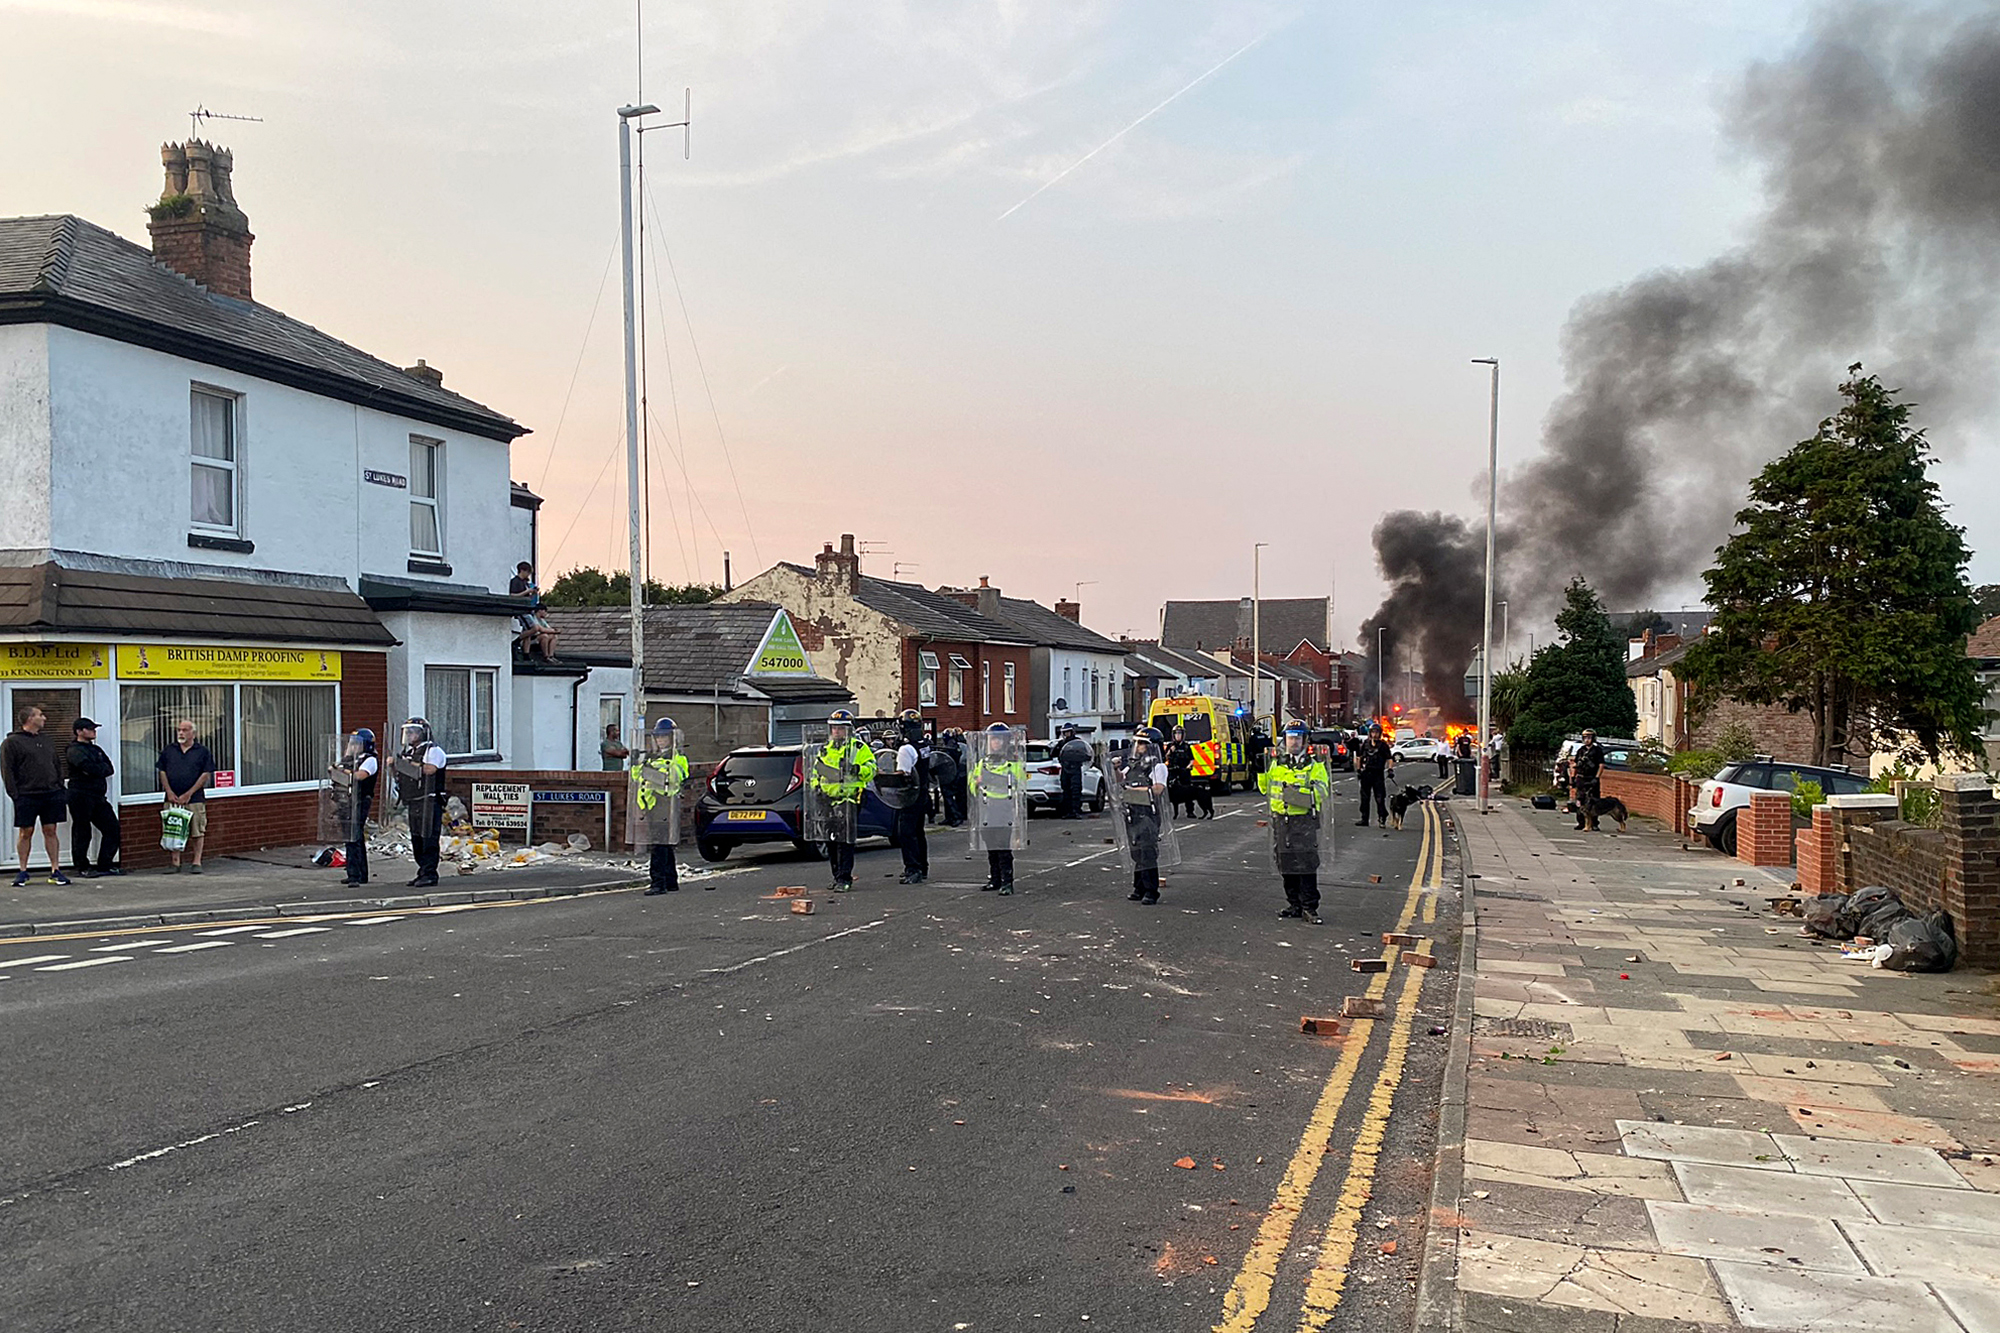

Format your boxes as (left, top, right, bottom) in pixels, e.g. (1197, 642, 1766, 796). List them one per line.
(120, 684, 236, 796)
(425, 665, 497, 756)
(917, 651, 940, 707)
(190, 387, 241, 533)
(1003, 662, 1016, 714)
(240, 684, 337, 786)
(948, 654, 970, 707)
(410, 437, 444, 557)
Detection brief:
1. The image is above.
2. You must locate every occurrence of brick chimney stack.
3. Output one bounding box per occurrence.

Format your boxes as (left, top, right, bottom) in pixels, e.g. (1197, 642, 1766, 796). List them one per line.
(147, 140, 255, 301)
(814, 533, 861, 592)
(1054, 599, 1081, 623)
(974, 575, 1001, 621)
(403, 359, 444, 388)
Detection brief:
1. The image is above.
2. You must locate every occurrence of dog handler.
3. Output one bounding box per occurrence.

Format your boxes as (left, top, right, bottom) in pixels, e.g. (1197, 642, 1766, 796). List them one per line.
(1571, 729, 1608, 831)
(1353, 722, 1395, 827)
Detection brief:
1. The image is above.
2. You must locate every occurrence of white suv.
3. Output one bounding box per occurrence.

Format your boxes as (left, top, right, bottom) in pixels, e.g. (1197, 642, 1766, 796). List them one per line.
(1023, 742, 1107, 814)
(1690, 758, 1873, 855)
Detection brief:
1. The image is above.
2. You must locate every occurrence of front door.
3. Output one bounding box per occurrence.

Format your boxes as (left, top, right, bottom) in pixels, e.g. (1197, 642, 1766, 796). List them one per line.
(1, 685, 82, 870)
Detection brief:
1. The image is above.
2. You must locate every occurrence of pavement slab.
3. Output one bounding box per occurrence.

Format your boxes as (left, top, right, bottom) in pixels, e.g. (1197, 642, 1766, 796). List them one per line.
(1437, 797, 2000, 1333)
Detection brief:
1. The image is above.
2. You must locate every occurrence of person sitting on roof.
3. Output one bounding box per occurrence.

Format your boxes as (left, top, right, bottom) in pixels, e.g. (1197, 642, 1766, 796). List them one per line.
(507, 561, 559, 661)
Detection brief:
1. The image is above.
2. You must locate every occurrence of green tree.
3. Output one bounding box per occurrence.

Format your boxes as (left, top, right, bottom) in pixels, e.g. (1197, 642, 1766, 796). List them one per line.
(1506, 578, 1640, 750)
(1976, 584, 2000, 620)
(542, 566, 721, 608)
(1679, 367, 1986, 767)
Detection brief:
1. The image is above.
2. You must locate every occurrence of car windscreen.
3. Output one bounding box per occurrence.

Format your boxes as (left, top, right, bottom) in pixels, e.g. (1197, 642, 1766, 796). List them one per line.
(1161, 714, 1212, 743)
(716, 753, 797, 790)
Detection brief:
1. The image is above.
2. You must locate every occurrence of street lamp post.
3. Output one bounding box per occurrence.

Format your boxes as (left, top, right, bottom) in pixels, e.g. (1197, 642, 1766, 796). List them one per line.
(1376, 625, 1386, 723)
(617, 103, 659, 709)
(1472, 357, 1500, 813)
(1499, 599, 1511, 669)
(1252, 543, 1268, 727)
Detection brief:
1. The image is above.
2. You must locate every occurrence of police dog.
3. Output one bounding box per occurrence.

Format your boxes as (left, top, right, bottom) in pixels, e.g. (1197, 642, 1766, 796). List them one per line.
(1387, 782, 1434, 830)
(1564, 795, 1629, 832)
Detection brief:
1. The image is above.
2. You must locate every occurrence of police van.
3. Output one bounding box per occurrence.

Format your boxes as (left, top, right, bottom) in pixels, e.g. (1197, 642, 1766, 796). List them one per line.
(1146, 695, 1252, 793)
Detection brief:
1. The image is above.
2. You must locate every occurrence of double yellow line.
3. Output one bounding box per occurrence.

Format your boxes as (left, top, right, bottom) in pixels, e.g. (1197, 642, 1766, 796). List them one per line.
(1213, 802, 1438, 1333)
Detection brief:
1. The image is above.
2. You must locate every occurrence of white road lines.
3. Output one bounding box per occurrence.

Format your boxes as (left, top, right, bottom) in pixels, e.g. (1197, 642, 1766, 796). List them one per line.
(91, 940, 169, 951)
(198, 926, 272, 937)
(700, 917, 887, 976)
(1, 954, 72, 967)
(253, 927, 332, 939)
(155, 941, 234, 955)
(345, 916, 405, 926)
(36, 956, 132, 971)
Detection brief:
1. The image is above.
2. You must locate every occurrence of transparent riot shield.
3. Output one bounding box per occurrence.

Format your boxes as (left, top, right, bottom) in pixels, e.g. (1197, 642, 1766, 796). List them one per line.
(1264, 751, 1330, 875)
(318, 734, 365, 843)
(1106, 743, 1182, 870)
(388, 737, 442, 844)
(873, 732, 920, 812)
(627, 728, 684, 849)
(802, 723, 860, 846)
(967, 726, 1028, 854)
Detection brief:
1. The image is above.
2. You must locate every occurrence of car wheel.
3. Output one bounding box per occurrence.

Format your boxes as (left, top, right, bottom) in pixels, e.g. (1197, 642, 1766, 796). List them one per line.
(1710, 811, 1739, 857)
(1091, 783, 1105, 814)
(696, 839, 731, 863)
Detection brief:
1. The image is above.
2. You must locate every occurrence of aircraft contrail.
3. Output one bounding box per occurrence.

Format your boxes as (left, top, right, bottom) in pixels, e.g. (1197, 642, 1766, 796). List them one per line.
(996, 30, 1271, 222)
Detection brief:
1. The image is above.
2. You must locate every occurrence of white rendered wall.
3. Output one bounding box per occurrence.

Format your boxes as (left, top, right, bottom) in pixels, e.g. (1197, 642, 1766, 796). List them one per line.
(379, 609, 514, 765)
(0, 324, 53, 551)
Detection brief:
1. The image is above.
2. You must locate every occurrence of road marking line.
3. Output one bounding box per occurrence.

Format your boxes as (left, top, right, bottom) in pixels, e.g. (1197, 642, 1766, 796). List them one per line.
(199, 926, 275, 936)
(700, 917, 887, 975)
(1, 954, 71, 967)
(35, 956, 132, 971)
(345, 916, 405, 926)
(1212, 806, 1432, 1333)
(92, 940, 170, 951)
(155, 941, 235, 954)
(1295, 940, 1429, 1329)
(1422, 895, 1437, 925)
(254, 927, 332, 939)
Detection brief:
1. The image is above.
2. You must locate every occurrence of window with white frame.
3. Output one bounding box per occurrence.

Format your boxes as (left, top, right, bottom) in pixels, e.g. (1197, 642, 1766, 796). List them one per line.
(425, 665, 497, 756)
(981, 661, 991, 714)
(917, 650, 940, 707)
(1984, 672, 2000, 739)
(119, 681, 336, 796)
(1003, 662, 1016, 713)
(410, 436, 443, 557)
(190, 387, 240, 532)
(1062, 664, 1073, 705)
(1090, 670, 1100, 711)
(948, 654, 970, 706)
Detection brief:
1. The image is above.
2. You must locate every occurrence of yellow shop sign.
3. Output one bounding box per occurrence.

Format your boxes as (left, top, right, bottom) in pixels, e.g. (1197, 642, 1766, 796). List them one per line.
(116, 645, 343, 681)
(0, 643, 112, 679)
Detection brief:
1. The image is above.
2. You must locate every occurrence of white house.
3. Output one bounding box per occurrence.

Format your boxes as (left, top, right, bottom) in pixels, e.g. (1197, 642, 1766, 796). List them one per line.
(0, 139, 574, 862)
(938, 581, 1125, 742)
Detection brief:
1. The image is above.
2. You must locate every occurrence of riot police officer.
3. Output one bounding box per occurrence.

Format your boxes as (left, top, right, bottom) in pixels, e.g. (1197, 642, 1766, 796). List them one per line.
(968, 723, 1029, 893)
(635, 717, 690, 895)
(334, 728, 378, 887)
(395, 717, 447, 887)
(1114, 727, 1175, 904)
(889, 708, 929, 884)
(1260, 723, 1330, 923)
(808, 709, 877, 892)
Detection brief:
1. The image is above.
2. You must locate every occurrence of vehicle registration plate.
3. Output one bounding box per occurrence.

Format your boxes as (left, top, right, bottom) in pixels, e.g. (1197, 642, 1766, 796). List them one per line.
(727, 810, 768, 821)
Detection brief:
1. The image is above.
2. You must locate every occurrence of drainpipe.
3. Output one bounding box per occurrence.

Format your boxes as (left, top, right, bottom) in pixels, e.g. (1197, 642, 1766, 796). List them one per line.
(569, 667, 590, 770)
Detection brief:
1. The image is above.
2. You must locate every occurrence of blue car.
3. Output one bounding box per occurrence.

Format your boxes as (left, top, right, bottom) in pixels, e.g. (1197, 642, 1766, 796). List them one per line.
(692, 744, 898, 862)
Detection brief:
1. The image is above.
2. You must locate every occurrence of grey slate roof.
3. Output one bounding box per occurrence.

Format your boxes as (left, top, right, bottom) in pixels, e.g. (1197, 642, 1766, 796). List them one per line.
(986, 595, 1124, 654)
(1625, 642, 1693, 677)
(1162, 598, 1329, 653)
(0, 215, 522, 442)
(1122, 640, 1236, 681)
(0, 559, 395, 646)
(544, 603, 852, 698)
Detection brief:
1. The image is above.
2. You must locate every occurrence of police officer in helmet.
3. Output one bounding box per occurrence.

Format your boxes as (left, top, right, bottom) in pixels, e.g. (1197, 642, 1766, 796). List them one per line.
(636, 717, 690, 895)
(396, 717, 447, 887)
(808, 709, 877, 892)
(892, 708, 929, 884)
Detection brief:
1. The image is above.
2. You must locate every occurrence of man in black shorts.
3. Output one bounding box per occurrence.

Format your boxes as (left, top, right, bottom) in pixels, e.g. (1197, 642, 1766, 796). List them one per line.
(2, 705, 71, 887)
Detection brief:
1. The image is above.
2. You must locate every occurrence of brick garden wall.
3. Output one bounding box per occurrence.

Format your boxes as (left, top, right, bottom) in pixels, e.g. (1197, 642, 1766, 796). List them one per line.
(1737, 791, 1795, 868)
(1599, 770, 1681, 825)
(440, 763, 720, 852)
(1818, 781, 2000, 970)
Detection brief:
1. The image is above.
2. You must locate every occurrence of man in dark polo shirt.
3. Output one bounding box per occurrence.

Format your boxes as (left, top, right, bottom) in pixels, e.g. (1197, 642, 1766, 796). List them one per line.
(157, 719, 216, 873)
(2, 704, 70, 888)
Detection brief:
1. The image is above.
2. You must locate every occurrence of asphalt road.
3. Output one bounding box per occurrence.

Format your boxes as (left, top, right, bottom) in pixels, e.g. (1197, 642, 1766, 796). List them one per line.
(0, 778, 1462, 1333)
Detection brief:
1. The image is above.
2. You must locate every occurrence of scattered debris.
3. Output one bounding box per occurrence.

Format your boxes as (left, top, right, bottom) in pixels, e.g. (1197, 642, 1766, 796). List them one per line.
(1407, 953, 1438, 969)
(1173, 1156, 1197, 1170)
(1383, 932, 1422, 946)
(1301, 1016, 1343, 1035)
(1380, 1241, 1398, 1255)
(1343, 996, 1386, 1019)
(1368, 874, 1384, 884)
(790, 899, 815, 916)
(1351, 959, 1389, 974)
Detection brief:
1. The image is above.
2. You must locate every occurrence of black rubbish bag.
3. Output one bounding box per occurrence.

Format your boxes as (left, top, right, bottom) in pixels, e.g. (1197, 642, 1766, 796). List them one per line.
(1880, 912, 1958, 973)
(1802, 894, 1850, 939)
(1531, 794, 1558, 810)
(1837, 885, 1901, 938)
(1859, 900, 1917, 943)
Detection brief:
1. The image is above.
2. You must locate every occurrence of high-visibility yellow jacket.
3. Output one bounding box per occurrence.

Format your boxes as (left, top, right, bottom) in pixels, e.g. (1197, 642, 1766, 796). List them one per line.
(1258, 755, 1329, 817)
(970, 757, 1028, 797)
(633, 752, 689, 811)
(809, 740, 877, 805)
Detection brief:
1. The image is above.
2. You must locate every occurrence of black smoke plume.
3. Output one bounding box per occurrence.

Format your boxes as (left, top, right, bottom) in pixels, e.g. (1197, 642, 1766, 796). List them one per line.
(1362, 2, 2000, 708)
(1360, 512, 1494, 724)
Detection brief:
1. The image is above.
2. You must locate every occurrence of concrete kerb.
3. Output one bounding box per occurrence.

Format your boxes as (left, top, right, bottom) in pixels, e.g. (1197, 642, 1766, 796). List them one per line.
(1412, 804, 1478, 1333)
(0, 874, 647, 938)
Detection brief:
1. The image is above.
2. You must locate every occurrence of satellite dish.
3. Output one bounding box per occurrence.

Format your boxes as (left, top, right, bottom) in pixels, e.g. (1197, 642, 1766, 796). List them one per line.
(1054, 698, 1068, 711)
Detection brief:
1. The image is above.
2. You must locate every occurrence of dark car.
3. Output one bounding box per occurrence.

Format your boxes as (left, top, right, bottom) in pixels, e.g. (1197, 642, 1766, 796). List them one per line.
(1310, 728, 1355, 771)
(691, 744, 897, 862)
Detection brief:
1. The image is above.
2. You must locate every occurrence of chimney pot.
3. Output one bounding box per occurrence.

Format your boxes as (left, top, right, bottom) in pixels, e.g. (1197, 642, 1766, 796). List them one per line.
(839, 533, 856, 557)
(404, 359, 444, 388)
(977, 576, 989, 588)
(147, 138, 254, 301)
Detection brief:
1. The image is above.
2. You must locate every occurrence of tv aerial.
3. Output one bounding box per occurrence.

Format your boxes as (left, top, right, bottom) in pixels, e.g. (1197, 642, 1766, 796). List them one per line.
(188, 105, 264, 139)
